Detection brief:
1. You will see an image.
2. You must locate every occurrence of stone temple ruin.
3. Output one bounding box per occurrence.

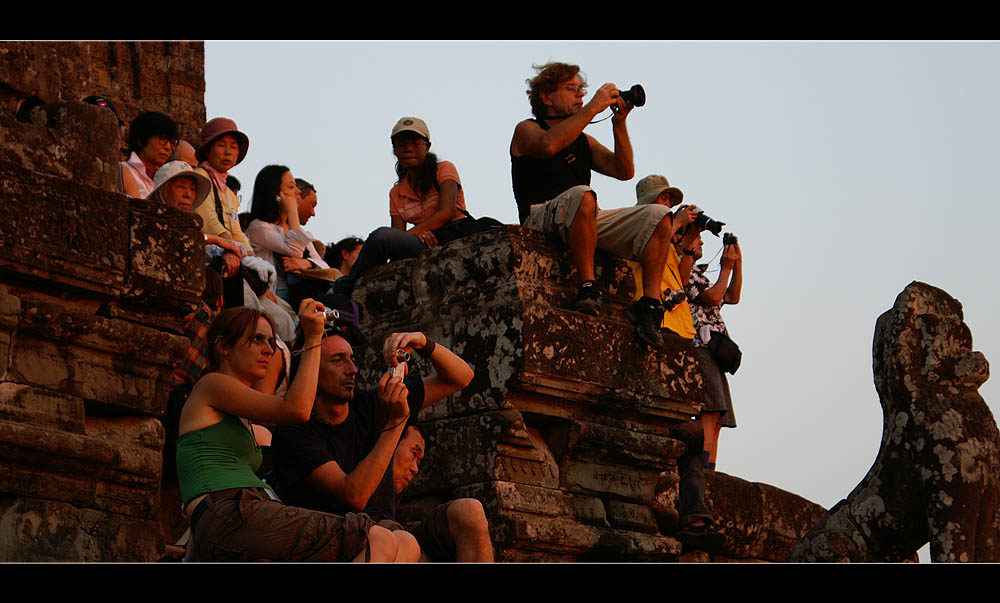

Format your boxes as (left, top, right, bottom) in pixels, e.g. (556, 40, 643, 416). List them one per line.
(0, 42, 994, 562)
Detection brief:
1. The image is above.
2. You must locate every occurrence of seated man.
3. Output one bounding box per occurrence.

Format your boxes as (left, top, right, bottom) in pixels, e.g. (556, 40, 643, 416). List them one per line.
(683, 229, 743, 470)
(269, 306, 492, 561)
(510, 61, 694, 348)
(624, 174, 700, 340)
(388, 425, 493, 561)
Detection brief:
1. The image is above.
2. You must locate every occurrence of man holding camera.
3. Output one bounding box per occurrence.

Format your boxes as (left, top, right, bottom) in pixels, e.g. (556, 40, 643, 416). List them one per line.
(268, 307, 493, 561)
(510, 62, 692, 348)
(681, 228, 743, 470)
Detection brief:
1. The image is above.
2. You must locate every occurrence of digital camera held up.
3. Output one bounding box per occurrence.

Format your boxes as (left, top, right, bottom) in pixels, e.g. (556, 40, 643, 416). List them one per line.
(693, 211, 726, 237)
(662, 288, 687, 311)
(723, 232, 738, 246)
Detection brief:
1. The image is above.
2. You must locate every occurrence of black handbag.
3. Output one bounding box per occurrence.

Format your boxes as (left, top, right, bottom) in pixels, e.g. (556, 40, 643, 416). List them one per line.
(431, 209, 503, 245)
(706, 331, 742, 375)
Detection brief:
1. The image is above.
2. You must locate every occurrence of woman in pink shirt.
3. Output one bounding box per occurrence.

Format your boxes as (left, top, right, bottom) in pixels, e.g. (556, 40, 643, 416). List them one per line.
(334, 116, 483, 297)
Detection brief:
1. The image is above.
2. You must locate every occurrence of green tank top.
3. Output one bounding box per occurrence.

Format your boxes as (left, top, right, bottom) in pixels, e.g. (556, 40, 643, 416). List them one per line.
(176, 413, 269, 507)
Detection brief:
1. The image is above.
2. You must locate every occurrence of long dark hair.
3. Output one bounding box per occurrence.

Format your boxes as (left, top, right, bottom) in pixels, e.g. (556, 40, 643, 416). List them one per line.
(249, 164, 290, 224)
(204, 307, 275, 374)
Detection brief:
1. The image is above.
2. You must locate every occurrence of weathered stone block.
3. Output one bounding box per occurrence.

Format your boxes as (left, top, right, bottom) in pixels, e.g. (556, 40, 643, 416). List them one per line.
(0, 160, 128, 297)
(0, 419, 114, 506)
(492, 512, 680, 561)
(0, 383, 85, 433)
(0, 495, 162, 562)
(407, 410, 559, 491)
(560, 459, 660, 500)
(354, 226, 704, 424)
(0, 101, 120, 191)
(86, 416, 164, 519)
(707, 470, 826, 562)
(7, 296, 187, 416)
(604, 499, 658, 533)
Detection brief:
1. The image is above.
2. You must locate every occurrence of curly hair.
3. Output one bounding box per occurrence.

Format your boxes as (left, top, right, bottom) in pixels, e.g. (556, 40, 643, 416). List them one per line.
(526, 62, 586, 118)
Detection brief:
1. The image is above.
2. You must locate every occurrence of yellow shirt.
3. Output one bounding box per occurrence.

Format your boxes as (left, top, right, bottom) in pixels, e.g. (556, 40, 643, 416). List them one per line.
(626, 245, 695, 339)
(193, 167, 253, 252)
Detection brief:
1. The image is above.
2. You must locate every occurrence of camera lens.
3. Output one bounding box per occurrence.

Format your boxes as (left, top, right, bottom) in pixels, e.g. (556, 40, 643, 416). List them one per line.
(620, 84, 646, 107)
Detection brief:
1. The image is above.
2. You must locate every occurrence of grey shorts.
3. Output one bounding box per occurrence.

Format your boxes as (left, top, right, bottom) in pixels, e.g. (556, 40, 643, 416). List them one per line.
(378, 500, 457, 562)
(190, 487, 375, 562)
(523, 185, 672, 259)
(693, 347, 736, 428)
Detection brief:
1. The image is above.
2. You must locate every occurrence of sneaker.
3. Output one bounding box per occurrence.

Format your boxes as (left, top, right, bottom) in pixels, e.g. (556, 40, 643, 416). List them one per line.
(624, 298, 665, 348)
(569, 282, 602, 317)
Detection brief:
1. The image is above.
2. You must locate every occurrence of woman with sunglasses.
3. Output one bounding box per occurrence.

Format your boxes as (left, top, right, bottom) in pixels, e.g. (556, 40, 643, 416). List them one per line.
(333, 116, 483, 297)
(174, 298, 417, 562)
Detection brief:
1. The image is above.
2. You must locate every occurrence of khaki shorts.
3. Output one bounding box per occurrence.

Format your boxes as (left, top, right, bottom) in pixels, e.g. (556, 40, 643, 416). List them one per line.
(190, 487, 375, 562)
(523, 185, 672, 259)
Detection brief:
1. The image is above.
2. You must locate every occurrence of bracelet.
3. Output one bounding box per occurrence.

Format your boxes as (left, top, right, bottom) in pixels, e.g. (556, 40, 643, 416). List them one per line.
(416, 336, 436, 358)
(382, 413, 409, 433)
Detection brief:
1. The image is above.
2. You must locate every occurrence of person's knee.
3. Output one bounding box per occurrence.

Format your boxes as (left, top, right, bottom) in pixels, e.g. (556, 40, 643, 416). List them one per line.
(365, 525, 399, 562)
(393, 529, 421, 563)
(577, 190, 598, 220)
(448, 498, 489, 537)
(367, 226, 396, 244)
(647, 204, 674, 238)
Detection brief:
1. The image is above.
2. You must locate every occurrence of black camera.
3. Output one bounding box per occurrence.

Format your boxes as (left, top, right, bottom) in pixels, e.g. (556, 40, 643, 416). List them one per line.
(723, 232, 738, 246)
(693, 211, 725, 237)
(619, 84, 646, 107)
(662, 288, 687, 311)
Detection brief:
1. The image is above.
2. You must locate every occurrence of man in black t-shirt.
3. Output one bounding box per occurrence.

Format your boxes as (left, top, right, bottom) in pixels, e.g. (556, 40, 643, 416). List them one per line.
(510, 61, 695, 348)
(270, 326, 493, 561)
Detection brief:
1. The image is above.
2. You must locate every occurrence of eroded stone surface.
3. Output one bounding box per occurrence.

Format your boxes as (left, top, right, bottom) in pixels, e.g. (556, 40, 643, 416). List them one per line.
(791, 281, 998, 562)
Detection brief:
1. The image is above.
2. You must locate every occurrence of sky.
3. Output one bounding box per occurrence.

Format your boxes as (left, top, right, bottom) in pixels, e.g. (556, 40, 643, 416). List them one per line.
(204, 41, 1000, 559)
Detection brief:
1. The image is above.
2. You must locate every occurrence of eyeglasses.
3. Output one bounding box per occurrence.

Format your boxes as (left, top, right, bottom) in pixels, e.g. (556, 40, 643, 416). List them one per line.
(564, 83, 586, 95)
(152, 135, 179, 148)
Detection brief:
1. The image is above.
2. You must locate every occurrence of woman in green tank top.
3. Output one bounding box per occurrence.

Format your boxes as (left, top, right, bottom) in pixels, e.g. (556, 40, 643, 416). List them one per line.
(175, 300, 418, 562)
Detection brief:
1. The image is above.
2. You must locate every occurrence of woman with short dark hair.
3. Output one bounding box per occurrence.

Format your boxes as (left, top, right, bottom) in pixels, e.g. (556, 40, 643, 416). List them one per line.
(119, 111, 178, 198)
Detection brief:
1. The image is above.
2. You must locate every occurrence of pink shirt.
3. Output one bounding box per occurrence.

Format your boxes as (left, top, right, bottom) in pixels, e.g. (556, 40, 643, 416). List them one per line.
(389, 161, 466, 226)
(120, 152, 156, 198)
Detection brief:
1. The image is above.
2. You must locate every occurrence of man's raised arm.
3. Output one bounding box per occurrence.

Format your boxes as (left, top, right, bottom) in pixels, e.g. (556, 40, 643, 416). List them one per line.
(383, 332, 474, 409)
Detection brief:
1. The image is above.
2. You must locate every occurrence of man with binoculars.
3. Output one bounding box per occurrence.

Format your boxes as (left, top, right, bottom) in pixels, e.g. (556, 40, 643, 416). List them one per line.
(510, 61, 690, 348)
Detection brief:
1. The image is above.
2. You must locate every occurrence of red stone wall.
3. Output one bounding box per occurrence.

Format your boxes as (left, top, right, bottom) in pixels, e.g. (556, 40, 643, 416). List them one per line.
(0, 41, 205, 143)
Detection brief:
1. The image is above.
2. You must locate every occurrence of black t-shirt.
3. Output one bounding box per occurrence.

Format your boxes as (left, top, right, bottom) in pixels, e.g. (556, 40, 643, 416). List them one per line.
(511, 118, 593, 224)
(269, 372, 425, 521)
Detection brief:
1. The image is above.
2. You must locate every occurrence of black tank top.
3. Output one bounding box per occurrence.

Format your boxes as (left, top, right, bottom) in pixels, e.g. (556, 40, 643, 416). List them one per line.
(511, 118, 592, 224)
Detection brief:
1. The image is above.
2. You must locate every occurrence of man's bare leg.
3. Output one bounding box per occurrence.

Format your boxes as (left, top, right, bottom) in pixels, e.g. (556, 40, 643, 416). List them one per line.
(698, 412, 722, 469)
(638, 214, 673, 299)
(448, 498, 494, 562)
(566, 191, 598, 285)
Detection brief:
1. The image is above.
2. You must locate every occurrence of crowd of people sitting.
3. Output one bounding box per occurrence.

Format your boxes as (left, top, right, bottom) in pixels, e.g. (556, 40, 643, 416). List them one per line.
(86, 58, 745, 561)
